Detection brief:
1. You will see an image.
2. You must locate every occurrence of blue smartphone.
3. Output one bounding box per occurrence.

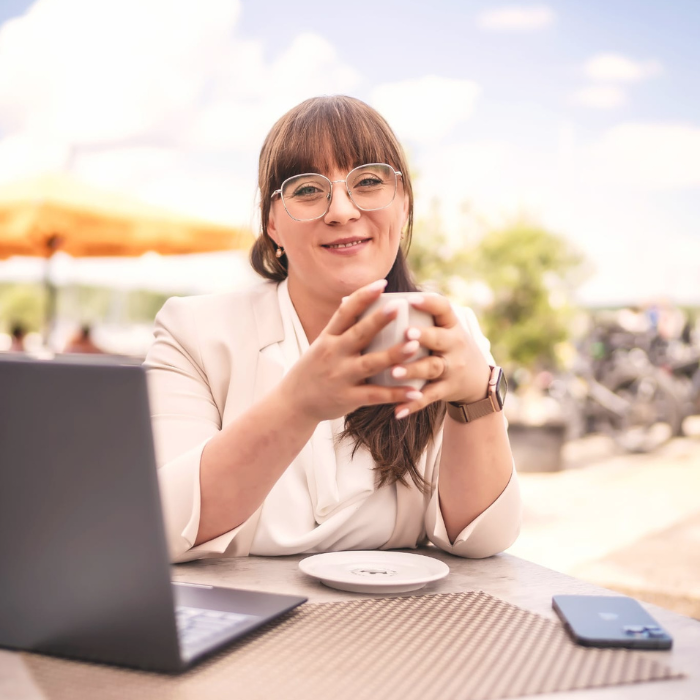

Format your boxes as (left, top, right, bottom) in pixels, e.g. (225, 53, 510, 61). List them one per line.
(552, 595, 673, 650)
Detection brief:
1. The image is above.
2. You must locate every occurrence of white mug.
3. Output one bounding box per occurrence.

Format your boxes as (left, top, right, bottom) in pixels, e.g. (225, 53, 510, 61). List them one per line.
(359, 292, 434, 391)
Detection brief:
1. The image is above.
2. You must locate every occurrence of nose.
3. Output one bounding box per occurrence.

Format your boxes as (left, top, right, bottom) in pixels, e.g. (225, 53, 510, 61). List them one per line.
(323, 180, 360, 225)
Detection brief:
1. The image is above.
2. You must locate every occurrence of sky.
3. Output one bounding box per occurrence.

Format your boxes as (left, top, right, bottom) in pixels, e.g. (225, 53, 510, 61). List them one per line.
(0, 0, 698, 303)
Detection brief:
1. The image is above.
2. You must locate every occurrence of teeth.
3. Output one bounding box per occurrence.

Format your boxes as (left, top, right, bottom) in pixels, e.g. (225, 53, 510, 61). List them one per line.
(328, 240, 365, 249)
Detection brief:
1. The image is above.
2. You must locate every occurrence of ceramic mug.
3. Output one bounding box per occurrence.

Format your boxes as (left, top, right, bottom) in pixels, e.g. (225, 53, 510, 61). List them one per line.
(359, 292, 434, 391)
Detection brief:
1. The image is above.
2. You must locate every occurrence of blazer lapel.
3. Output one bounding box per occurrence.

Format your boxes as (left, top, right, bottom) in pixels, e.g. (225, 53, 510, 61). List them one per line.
(230, 282, 286, 556)
(251, 281, 286, 403)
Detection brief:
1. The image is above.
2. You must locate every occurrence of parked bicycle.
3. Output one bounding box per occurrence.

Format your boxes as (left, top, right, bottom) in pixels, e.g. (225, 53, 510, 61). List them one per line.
(546, 325, 683, 453)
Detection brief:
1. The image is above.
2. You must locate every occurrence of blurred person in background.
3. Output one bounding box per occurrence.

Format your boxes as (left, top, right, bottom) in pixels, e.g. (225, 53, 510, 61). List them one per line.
(65, 324, 104, 354)
(9, 323, 27, 352)
(145, 96, 521, 564)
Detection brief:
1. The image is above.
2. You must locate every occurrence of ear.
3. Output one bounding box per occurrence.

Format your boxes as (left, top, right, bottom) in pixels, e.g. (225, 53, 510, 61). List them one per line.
(266, 206, 282, 248)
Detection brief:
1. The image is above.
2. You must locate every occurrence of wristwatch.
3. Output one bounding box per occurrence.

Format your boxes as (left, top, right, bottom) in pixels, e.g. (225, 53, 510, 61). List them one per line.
(446, 366, 507, 423)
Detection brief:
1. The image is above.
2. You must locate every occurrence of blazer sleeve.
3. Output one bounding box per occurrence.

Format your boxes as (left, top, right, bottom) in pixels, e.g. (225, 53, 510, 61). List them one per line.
(144, 297, 248, 563)
(424, 305, 522, 557)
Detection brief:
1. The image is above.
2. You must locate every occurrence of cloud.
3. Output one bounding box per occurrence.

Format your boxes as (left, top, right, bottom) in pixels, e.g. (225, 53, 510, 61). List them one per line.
(583, 53, 662, 83)
(0, 0, 242, 143)
(411, 122, 700, 305)
(571, 53, 662, 112)
(191, 33, 361, 151)
(0, 0, 360, 222)
(583, 123, 700, 189)
(476, 5, 555, 32)
(370, 76, 481, 144)
(571, 85, 626, 110)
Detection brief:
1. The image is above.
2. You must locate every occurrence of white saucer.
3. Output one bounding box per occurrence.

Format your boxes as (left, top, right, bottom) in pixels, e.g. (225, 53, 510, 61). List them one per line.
(298, 551, 450, 594)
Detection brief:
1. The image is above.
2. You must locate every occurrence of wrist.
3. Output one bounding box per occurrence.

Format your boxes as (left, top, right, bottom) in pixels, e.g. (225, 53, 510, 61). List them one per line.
(446, 366, 507, 424)
(448, 363, 491, 404)
(274, 380, 321, 430)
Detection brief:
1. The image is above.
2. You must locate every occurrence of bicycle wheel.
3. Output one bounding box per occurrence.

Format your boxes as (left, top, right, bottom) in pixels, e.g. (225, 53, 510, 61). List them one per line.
(605, 368, 682, 453)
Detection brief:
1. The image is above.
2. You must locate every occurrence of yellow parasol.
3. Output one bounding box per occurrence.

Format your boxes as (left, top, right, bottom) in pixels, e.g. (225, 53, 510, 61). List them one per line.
(0, 173, 255, 336)
(0, 172, 253, 258)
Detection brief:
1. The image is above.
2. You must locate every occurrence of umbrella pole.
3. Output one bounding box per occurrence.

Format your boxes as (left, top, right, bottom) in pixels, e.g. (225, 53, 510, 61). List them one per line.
(43, 261, 57, 348)
(43, 235, 62, 349)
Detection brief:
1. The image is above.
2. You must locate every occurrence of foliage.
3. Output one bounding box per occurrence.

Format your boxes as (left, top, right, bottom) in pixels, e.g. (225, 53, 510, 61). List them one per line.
(408, 201, 476, 293)
(472, 221, 588, 369)
(0, 284, 46, 333)
(408, 213, 589, 370)
(0, 283, 172, 331)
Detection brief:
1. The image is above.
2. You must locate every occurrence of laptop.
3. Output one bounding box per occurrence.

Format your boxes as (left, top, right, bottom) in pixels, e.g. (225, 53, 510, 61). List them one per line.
(0, 355, 306, 673)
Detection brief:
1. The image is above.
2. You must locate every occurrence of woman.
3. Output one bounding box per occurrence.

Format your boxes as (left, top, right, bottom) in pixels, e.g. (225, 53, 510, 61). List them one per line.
(145, 95, 521, 563)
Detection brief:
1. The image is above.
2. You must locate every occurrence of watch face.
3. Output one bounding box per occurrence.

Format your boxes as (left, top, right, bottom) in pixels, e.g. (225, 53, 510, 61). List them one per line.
(495, 370, 508, 408)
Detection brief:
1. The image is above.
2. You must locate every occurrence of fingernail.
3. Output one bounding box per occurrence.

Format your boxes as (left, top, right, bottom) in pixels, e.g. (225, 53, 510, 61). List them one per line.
(406, 390, 423, 401)
(403, 340, 419, 354)
(383, 300, 401, 315)
(341, 296, 349, 304)
(392, 366, 407, 378)
(408, 295, 424, 306)
(395, 408, 410, 420)
(406, 327, 421, 340)
(368, 279, 388, 292)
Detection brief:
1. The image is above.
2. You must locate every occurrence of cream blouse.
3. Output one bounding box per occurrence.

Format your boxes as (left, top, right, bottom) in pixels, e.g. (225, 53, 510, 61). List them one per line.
(144, 280, 521, 563)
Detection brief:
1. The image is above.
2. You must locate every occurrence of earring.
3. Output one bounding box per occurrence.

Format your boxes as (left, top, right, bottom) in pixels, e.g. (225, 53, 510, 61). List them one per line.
(275, 247, 285, 259)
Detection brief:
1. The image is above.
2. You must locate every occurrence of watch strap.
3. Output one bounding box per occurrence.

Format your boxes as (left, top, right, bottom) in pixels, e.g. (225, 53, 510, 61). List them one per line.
(446, 396, 498, 423)
(446, 366, 504, 424)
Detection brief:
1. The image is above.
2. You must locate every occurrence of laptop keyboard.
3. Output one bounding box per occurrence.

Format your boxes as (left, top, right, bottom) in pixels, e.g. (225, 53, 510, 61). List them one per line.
(176, 605, 256, 658)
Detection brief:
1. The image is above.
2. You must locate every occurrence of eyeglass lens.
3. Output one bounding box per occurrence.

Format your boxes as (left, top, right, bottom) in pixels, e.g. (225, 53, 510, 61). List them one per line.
(281, 164, 396, 221)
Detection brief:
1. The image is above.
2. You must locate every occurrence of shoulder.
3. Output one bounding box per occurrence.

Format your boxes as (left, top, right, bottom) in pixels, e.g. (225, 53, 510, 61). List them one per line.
(153, 280, 279, 351)
(157, 280, 277, 321)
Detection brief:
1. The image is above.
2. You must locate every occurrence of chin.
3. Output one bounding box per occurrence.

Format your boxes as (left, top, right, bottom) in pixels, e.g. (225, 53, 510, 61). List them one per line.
(336, 272, 386, 294)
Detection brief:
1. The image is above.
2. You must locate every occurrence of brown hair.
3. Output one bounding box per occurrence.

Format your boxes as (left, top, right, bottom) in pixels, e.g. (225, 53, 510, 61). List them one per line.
(251, 96, 444, 492)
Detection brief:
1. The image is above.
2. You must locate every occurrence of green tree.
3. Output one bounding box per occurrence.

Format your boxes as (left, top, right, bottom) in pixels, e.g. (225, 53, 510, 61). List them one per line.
(473, 221, 588, 369)
(408, 200, 478, 293)
(409, 215, 588, 370)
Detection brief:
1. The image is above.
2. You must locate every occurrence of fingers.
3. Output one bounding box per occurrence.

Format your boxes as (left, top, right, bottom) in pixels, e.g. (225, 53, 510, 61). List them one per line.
(407, 292, 457, 329)
(349, 338, 422, 382)
(342, 299, 403, 354)
(394, 380, 447, 419)
(349, 384, 424, 408)
(402, 325, 453, 354)
(390, 354, 445, 383)
(324, 279, 388, 336)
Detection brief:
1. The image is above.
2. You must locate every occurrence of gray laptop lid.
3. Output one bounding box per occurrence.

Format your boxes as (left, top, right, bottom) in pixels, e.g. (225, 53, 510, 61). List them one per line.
(0, 357, 183, 671)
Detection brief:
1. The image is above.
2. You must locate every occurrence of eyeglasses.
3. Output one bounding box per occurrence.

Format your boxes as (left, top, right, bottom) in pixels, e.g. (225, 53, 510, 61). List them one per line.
(271, 163, 403, 222)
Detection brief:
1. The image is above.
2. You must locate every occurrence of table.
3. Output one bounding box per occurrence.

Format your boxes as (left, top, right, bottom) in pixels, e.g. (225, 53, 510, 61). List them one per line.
(2, 550, 699, 699)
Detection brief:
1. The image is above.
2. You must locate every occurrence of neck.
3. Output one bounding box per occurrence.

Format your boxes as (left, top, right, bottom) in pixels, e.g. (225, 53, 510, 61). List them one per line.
(286, 276, 340, 344)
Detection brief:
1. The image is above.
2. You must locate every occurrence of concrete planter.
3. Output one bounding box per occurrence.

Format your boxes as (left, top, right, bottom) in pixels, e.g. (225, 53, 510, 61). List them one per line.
(508, 422, 567, 473)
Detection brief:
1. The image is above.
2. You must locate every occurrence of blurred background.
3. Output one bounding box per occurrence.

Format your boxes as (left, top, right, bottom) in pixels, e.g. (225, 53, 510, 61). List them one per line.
(0, 1, 698, 616)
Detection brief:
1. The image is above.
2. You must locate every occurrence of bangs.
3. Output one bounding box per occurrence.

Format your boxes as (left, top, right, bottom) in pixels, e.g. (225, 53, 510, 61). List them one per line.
(267, 97, 403, 187)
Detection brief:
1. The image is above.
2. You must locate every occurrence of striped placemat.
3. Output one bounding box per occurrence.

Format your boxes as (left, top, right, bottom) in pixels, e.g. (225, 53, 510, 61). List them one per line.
(24, 591, 684, 700)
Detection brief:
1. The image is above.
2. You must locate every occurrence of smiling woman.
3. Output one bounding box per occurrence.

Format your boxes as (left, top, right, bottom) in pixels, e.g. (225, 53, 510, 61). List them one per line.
(144, 95, 521, 563)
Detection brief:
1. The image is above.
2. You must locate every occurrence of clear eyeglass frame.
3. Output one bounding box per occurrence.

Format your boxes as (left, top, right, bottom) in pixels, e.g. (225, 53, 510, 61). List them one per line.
(270, 163, 403, 222)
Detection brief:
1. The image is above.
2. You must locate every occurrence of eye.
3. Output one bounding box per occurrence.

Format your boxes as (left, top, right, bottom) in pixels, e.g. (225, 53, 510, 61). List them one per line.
(283, 175, 330, 201)
(292, 184, 325, 198)
(353, 175, 385, 190)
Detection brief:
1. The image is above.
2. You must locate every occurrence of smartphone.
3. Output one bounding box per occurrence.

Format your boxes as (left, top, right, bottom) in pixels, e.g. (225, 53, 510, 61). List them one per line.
(552, 595, 673, 650)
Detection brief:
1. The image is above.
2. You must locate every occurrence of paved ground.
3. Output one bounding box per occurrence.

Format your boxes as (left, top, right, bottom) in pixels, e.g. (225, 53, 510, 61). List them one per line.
(506, 417, 700, 619)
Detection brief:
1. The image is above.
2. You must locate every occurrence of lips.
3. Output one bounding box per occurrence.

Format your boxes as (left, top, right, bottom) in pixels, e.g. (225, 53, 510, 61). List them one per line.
(322, 237, 370, 249)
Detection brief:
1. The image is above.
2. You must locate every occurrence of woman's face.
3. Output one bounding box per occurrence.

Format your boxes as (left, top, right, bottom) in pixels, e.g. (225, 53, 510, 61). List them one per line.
(267, 163, 409, 305)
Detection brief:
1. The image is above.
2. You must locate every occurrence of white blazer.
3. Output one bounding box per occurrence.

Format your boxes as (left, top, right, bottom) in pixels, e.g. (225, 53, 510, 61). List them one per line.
(144, 280, 522, 563)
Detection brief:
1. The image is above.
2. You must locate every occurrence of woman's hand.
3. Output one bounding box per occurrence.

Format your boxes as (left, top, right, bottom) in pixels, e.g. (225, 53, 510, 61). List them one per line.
(278, 280, 426, 423)
(390, 294, 491, 419)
